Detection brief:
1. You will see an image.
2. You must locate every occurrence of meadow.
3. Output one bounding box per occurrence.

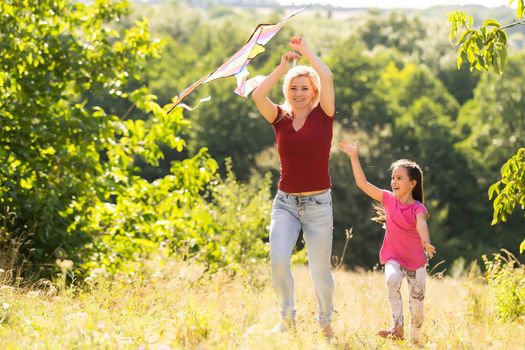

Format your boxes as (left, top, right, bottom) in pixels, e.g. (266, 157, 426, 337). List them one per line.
(0, 255, 523, 349)
(1, 2, 525, 349)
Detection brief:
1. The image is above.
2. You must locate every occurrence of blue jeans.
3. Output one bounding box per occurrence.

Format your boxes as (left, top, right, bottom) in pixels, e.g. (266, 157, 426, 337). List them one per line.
(270, 189, 334, 327)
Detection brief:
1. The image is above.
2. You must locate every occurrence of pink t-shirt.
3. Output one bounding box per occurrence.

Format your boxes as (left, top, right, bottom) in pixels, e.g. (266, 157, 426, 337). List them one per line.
(379, 190, 428, 270)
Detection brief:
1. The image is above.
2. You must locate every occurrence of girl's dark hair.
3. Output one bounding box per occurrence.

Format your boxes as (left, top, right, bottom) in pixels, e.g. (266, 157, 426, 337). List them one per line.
(372, 159, 424, 224)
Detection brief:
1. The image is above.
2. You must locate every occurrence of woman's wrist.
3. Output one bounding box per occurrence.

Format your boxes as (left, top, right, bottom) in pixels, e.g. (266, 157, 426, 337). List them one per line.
(276, 63, 288, 74)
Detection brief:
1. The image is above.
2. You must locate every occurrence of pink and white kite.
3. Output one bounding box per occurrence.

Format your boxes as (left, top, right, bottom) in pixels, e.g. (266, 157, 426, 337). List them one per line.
(167, 6, 307, 113)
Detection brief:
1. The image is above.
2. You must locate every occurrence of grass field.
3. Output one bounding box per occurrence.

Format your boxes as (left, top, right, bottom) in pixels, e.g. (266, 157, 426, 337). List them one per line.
(0, 256, 523, 349)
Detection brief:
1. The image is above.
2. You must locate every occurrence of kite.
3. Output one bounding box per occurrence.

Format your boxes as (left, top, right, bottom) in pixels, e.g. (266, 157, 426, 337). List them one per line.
(167, 6, 308, 114)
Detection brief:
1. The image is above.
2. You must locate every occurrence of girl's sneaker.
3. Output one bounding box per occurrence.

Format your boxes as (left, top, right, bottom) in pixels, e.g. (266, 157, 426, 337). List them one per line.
(377, 325, 404, 340)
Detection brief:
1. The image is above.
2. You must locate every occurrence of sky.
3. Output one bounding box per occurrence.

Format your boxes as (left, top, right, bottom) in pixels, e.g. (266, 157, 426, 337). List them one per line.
(277, 1, 515, 9)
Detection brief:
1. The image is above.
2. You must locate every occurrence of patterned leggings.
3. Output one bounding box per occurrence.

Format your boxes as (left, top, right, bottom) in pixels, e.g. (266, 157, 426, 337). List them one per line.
(385, 260, 426, 341)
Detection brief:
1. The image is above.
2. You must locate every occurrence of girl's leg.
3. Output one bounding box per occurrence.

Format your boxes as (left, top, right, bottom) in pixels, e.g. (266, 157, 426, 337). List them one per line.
(270, 192, 301, 322)
(384, 260, 404, 329)
(300, 190, 334, 329)
(405, 266, 426, 343)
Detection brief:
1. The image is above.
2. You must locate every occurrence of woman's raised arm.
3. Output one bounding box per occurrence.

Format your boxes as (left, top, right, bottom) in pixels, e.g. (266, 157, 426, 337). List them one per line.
(289, 36, 334, 117)
(252, 51, 300, 123)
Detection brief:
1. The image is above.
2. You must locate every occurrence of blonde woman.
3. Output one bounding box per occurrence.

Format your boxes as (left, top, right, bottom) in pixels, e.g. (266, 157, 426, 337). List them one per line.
(252, 36, 335, 337)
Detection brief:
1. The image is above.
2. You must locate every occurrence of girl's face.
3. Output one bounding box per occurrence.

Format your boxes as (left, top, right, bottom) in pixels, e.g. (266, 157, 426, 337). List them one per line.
(287, 76, 316, 110)
(390, 166, 416, 199)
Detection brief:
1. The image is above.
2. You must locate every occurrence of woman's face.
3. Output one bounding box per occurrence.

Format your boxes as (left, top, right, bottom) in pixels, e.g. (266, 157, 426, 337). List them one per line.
(286, 75, 316, 111)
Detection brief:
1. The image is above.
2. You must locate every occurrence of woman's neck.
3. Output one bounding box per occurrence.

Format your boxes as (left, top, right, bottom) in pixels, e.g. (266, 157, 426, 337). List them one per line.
(292, 105, 313, 120)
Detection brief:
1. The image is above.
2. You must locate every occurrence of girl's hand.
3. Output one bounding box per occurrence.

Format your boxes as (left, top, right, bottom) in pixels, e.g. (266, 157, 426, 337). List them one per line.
(422, 241, 436, 259)
(280, 51, 301, 67)
(338, 140, 359, 159)
(288, 36, 310, 55)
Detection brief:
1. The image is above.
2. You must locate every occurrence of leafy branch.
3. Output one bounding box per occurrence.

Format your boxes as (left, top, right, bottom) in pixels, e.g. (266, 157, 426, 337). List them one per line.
(448, 0, 525, 75)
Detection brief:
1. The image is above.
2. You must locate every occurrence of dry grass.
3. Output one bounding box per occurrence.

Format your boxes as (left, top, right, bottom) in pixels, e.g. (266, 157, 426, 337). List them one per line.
(0, 256, 523, 349)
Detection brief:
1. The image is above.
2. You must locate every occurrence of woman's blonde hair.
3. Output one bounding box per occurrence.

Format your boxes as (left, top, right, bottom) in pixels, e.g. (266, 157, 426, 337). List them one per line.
(280, 65, 321, 118)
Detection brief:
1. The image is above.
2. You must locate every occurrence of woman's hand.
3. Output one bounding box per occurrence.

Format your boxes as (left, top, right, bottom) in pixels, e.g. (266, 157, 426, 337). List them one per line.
(289, 36, 310, 55)
(338, 140, 359, 159)
(280, 51, 301, 67)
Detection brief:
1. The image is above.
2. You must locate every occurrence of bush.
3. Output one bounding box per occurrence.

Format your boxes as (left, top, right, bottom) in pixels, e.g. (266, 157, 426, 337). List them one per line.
(80, 158, 277, 277)
(189, 159, 272, 273)
(483, 250, 525, 321)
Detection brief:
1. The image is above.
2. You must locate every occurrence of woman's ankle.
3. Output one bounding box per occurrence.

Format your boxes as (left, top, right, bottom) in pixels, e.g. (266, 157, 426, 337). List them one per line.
(321, 324, 334, 338)
(271, 318, 296, 333)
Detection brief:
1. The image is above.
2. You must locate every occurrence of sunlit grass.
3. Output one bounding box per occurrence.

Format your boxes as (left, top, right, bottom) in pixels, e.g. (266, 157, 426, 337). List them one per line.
(0, 255, 523, 349)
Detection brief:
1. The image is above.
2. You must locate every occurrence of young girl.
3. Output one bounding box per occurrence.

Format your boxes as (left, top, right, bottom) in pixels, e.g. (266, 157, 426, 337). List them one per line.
(338, 140, 436, 344)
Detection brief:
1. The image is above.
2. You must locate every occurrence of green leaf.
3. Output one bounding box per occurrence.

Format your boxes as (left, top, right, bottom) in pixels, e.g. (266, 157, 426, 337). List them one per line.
(497, 30, 508, 46)
(488, 183, 500, 199)
(482, 19, 501, 27)
(456, 29, 473, 45)
(457, 54, 463, 69)
(467, 43, 476, 62)
(500, 46, 508, 73)
(520, 239, 525, 254)
(493, 52, 501, 75)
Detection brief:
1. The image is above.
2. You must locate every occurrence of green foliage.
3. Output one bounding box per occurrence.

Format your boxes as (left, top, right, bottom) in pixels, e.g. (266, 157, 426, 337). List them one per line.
(448, 11, 508, 74)
(489, 148, 525, 252)
(189, 159, 273, 272)
(380, 63, 460, 117)
(0, 0, 166, 270)
(518, 0, 525, 19)
(483, 251, 525, 320)
(437, 64, 481, 105)
(450, 3, 525, 255)
(328, 37, 392, 132)
(0, 0, 224, 278)
(448, 0, 525, 75)
(81, 144, 218, 274)
(359, 11, 427, 57)
(82, 157, 273, 275)
(455, 53, 525, 254)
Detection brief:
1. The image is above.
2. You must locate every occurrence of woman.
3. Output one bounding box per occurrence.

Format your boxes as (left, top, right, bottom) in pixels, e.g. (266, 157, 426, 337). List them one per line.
(252, 36, 335, 337)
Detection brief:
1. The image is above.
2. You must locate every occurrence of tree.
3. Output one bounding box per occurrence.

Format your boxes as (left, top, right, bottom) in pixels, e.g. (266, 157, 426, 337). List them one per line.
(449, 0, 525, 253)
(359, 11, 428, 58)
(0, 0, 217, 275)
(328, 37, 393, 133)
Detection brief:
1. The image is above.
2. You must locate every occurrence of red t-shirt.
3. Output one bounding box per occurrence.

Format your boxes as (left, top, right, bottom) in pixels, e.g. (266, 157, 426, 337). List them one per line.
(379, 190, 429, 270)
(272, 104, 333, 193)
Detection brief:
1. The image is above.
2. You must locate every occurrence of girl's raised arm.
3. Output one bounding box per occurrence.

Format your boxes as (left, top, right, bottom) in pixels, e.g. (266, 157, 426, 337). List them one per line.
(252, 51, 300, 123)
(339, 141, 383, 202)
(289, 36, 334, 117)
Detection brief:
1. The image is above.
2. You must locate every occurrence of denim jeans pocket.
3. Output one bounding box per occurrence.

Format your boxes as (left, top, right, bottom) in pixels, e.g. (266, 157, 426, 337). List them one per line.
(313, 198, 331, 206)
(312, 191, 332, 206)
